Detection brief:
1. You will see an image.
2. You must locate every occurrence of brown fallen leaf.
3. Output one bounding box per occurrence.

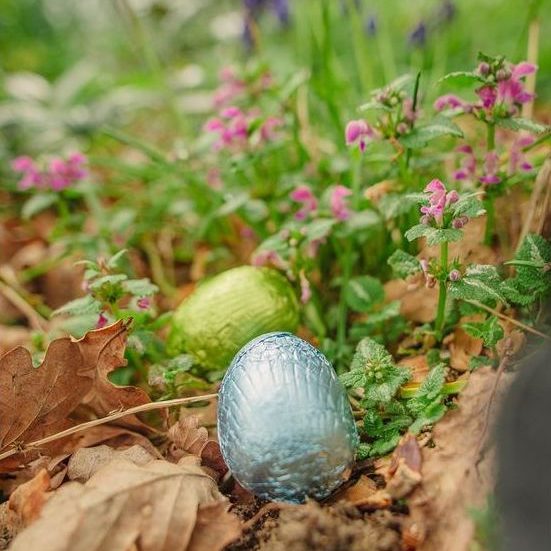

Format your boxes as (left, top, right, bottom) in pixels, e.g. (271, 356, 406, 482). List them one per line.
(8, 469, 51, 527)
(337, 475, 392, 510)
(384, 433, 422, 499)
(398, 356, 429, 383)
(406, 366, 513, 551)
(0, 321, 155, 470)
(67, 445, 156, 482)
(167, 414, 228, 481)
(8, 457, 242, 551)
(446, 315, 484, 372)
(384, 280, 438, 324)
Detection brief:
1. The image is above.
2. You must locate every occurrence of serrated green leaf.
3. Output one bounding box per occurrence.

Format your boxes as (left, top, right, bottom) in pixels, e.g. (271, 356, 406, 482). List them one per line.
(123, 278, 159, 296)
(303, 218, 336, 241)
(351, 337, 394, 372)
(52, 295, 102, 317)
(399, 117, 464, 149)
(469, 355, 495, 370)
(21, 193, 58, 220)
(449, 265, 505, 303)
(496, 117, 549, 134)
(425, 228, 463, 246)
(438, 71, 484, 87)
(89, 273, 128, 290)
(340, 369, 367, 389)
(107, 249, 128, 269)
(405, 224, 432, 242)
(463, 316, 504, 347)
(388, 249, 422, 278)
(345, 276, 385, 312)
(451, 194, 486, 219)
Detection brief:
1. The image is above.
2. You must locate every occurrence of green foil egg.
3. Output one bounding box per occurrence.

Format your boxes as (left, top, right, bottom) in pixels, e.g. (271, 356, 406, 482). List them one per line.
(168, 266, 299, 370)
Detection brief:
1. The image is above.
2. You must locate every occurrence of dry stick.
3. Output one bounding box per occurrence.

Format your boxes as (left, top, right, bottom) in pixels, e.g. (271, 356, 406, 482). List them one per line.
(0, 393, 218, 463)
(0, 280, 48, 332)
(474, 338, 514, 467)
(465, 299, 551, 341)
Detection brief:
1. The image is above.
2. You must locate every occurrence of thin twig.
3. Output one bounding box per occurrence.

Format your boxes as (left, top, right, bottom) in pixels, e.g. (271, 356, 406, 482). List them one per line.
(0, 393, 218, 463)
(474, 339, 514, 466)
(465, 299, 551, 341)
(0, 280, 48, 332)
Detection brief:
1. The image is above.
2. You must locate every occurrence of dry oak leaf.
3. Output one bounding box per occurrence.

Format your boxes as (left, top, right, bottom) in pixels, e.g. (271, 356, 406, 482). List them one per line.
(445, 315, 484, 372)
(0, 321, 153, 470)
(8, 457, 242, 551)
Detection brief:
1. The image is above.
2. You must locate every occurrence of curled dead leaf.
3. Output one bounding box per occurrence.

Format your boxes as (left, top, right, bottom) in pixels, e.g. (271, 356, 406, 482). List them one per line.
(0, 321, 156, 471)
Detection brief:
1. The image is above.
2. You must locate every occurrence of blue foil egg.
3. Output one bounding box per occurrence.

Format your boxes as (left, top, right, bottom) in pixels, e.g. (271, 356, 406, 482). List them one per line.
(217, 332, 358, 503)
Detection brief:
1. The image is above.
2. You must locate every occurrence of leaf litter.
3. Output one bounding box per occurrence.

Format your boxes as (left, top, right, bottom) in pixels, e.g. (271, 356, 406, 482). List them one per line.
(0, 310, 533, 551)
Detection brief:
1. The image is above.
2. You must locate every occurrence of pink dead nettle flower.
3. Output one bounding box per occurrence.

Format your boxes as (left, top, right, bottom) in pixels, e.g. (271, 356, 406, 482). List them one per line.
(299, 270, 311, 304)
(251, 249, 288, 270)
(96, 312, 109, 329)
(420, 179, 464, 227)
(475, 85, 498, 110)
(448, 269, 461, 281)
(509, 135, 534, 175)
(260, 116, 283, 141)
(137, 297, 151, 310)
(496, 62, 537, 108)
(290, 185, 318, 220)
(12, 152, 87, 191)
(479, 151, 501, 185)
(420, 258, 436, 288)
(453, 145, 477, 181)
(330, 185, 353, 221)
(345, 119, 375, 152)
(433, 94, 466, 112)
(213, 67, 246, 107)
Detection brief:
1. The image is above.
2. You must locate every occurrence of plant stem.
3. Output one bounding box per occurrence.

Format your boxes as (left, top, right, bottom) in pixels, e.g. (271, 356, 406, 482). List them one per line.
(435, 240, 449, 337)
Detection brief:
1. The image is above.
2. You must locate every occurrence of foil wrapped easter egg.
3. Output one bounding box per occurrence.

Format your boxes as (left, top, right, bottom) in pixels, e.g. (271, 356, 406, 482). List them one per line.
(217, 332, 358, 503)
(168, 266, 299, 371)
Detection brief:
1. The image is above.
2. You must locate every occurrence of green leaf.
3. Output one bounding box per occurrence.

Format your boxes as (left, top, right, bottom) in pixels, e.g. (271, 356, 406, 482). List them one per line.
(89, 273, 128, 290)
(449, 265, 505, 303)
(399, 117, 464, 149)
(388, 249, 422, 278)
(438, 71, 484, 87)
(463, 316, 504, 348)
(496, 117, 549, 134)
(345, 276, 385, 312)
(358, 101, 392, 112)
(363, 368, 410, 405)
(340, 369, 367, 389)
(451, 194, 486, 219)
(21, 193, 58, 220)
(408, 364, 447, 413)
(123, 278, 159, 297)
(52, 295, 101, 317)
(409, 403, 447, 434)
(351, 338, 394, 372)
(303, 218, 336, 241)
(425, 228, 463, 246)
(405, 224, 432, 242)
(107, 249, 128, 269)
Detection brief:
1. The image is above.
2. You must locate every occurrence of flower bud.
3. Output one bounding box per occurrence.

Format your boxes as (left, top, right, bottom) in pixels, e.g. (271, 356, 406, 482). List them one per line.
(448, 269, 461, 281)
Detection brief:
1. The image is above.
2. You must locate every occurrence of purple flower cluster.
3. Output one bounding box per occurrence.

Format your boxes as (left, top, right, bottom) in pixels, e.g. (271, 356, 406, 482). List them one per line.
(419, 179, 466, 228)
(204, 106, 282, 151)
(434, 60, 537, 118)
(453, 136, 533, 186)
(12, 153, 87, 191)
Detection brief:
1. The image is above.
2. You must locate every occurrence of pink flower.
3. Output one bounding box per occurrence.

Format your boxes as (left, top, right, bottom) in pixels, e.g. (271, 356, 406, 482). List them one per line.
(96, 312, 109, 329)
(509, 135, 534, 175)
(434, 94, 465, 111)
(251, 249, 287, 270)
(11, 152, 87, 191)
(330, 185, 352, 221)
(290, 185, 318, 220)
(299, 270, 311, 304)
(512, 62, 537, 79)
(479, 151, 501, 185)
(345, 119, 374, 152)
(260, 116, 283, 141)
(453, 145, 477, 181)
(137, 297, 151, 310)
(213, 67, 246, 107)
(402, 98, 417, 122)
(448, 269, 461, 281)
(452, 216, 469, 229)
(476, 85, 498, 109)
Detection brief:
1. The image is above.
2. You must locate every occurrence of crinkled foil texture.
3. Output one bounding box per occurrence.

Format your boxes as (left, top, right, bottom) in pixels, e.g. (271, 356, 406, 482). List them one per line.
(218, 332, 358, 503)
